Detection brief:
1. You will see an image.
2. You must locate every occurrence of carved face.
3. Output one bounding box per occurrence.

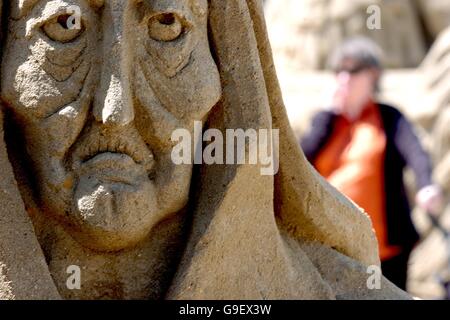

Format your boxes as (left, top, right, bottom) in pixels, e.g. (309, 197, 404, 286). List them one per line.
(1, 0, 221, 251)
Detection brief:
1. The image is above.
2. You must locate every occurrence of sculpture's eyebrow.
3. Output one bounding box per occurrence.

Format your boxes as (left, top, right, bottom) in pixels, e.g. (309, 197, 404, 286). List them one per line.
(16, 0, 39, 17)
(17, 0, 104, 18)
(87, 0, 105, 8)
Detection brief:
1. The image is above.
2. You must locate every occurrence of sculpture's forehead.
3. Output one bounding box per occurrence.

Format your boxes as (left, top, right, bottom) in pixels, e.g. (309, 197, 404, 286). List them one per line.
(11, 0, 102, 18)
(11, 0, 206, 19)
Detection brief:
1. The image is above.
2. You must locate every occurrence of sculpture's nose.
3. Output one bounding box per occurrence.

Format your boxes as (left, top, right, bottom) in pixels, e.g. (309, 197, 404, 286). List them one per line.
(93, 2, 134, 127)
(95, 73, 134, 126)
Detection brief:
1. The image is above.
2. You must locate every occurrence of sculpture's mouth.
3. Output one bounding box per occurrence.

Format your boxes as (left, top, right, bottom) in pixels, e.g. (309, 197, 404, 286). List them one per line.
(71, 134, 155, 177)
(80, 152, 146, 185)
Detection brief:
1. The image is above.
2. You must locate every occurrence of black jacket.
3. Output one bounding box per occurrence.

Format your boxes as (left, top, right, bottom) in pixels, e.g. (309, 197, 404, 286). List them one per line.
(301, 103, 433, 249)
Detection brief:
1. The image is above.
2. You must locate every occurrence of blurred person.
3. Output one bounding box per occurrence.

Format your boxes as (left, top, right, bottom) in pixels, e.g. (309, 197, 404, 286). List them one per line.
(301, 37, 444, 290)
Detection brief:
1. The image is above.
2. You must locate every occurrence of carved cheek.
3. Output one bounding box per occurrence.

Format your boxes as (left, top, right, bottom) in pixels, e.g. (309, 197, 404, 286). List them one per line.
(161, 40, 222, 121)
(1, 3, 99, 120)
(139, 25, 221, 121)
(2, 40, 91, 121)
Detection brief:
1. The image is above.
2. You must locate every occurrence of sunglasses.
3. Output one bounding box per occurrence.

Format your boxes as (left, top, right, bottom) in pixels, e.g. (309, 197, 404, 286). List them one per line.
(334, 64, 368, 75)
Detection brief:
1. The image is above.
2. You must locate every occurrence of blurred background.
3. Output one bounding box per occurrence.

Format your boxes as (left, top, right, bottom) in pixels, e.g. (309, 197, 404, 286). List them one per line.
(263, 0, 450, 299)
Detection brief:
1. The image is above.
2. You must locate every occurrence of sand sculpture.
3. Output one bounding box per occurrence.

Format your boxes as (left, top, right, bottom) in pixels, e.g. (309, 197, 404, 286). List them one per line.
(0, 0, 409, 299)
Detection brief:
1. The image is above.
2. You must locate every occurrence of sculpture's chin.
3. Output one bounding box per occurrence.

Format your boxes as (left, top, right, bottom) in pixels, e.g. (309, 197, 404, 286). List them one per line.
(35, 154, 193, 252)
(64, 174, 161, 251)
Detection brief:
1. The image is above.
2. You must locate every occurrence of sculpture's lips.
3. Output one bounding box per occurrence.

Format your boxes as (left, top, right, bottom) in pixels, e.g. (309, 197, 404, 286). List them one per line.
(79, 152, 148, 185)
(71, 133, 155, 174)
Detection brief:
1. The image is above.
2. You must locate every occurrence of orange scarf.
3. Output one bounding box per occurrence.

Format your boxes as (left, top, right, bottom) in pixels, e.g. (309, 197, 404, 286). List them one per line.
(314, 101, 401, 261)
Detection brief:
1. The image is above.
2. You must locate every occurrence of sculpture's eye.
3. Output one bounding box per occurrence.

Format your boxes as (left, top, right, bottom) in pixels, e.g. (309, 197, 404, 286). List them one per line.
(147, 13, 188, 42)
(42, 14, 84, 43)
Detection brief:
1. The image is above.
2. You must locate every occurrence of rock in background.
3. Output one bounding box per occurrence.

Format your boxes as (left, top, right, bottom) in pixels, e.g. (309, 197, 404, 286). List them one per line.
(407, 27, 450, 300)
(264, 1, 450, 299)
(265, 0, 450, 70)
(416, 0, 450, 40)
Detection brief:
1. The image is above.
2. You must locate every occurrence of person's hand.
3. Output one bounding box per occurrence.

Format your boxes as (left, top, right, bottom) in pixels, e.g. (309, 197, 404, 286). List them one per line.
(416, 184, 445, 217)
